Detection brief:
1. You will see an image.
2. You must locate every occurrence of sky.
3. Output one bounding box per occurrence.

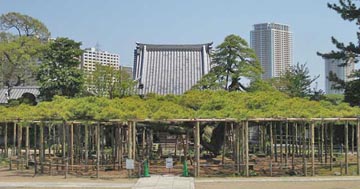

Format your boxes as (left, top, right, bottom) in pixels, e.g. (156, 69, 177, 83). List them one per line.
(0, 0, 358, 90)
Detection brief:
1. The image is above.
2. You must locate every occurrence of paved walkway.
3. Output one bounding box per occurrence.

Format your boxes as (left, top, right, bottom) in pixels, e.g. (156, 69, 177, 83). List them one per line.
(133, 175, 194, 189)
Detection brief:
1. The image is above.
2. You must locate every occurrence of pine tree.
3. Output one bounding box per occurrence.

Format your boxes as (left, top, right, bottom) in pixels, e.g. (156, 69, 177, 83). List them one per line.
(318, 0, 360, 106)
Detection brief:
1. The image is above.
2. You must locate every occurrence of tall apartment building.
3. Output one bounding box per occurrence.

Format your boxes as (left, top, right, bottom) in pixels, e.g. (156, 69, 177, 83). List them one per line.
(133, 43, 212, 95)
(250, 23, 293, 79)
(325, 58, 354, 94)
(81, 47, 120, 73)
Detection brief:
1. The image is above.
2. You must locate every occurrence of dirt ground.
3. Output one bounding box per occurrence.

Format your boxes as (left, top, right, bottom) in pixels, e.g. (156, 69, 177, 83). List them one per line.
(196, 179, 360, 189)
(0, 167, 137, 184)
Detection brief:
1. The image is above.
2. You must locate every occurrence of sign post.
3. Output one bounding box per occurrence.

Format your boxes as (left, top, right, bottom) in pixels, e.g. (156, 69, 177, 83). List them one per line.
(126, 159, 134, 178)
(166, 157, 173, 174)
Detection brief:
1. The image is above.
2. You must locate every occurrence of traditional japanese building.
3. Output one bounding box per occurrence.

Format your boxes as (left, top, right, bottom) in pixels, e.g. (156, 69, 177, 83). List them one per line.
(133, 43, 212, 95)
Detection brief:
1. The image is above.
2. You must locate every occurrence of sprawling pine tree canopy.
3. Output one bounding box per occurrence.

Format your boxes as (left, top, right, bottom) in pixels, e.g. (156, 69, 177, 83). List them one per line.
(0, 90, 359, 122)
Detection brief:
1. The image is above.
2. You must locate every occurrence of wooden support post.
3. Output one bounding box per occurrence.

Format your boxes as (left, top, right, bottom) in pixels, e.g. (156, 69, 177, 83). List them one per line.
(292, 123, 295, 170)
(325, 123, 328, 165)
(132, 122, 136, 161)
(270, 122, 273, 176)
(321, 123, 324, 164)
(84, 124, 89, 172)
(245, 121, 249, 177)
(274, 122, 278, 163)
(330, 123, 334, 171)
(62, 122, 66, 170)
(17, 123, 21, 170)
(295, 123, 298, 156)
(40, 123, 44, 174)
(357, 119, 360, 175)
(222, 123, 227, 165)
(119, 125, 123, 169)
(311, 122, 315, 176)
(352, 124, 355, 154)
(285, 121, 288, 168)
(236, 124, 240, 173)
(70, 123, 74, 171)
(4, 122, 8, 158)
(280, 122, 283, 167)
(345, 121, 349, 175)
(302, 122, 306, 175)
(195, 121, 200, 177)
(34, 125, 37, 175)
(96, 122, 100, 179)
(25, 126, 29, 168)
(13, 122, 16, 156)
(127, 122, 132, 176)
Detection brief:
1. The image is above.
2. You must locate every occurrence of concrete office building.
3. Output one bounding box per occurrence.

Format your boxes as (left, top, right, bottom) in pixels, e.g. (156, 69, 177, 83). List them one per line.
(250, 23, 293, 79)
(133, 43, 212, 95)
(325, 58, 355, 94)
(81, 47, 120, 73)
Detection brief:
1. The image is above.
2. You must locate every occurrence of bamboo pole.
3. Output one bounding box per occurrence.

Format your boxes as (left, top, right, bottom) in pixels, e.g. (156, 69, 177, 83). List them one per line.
(345, 121, 349, 175)
(245, 121, 249, 177)
(311, 122, 315, 176)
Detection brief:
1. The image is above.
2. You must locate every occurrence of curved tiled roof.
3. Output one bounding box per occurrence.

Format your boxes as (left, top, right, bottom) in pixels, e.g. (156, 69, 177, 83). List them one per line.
(133, 43, 212, 95)
(0, 86, 40, 103)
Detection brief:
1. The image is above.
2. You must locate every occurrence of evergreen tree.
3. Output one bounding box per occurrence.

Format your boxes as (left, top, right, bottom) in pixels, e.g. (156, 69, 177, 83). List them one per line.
(193, 34, 262, 91)
(0, 12, 49, 88)
(318, 0, 360, 106)
(37, 37, 84, 100)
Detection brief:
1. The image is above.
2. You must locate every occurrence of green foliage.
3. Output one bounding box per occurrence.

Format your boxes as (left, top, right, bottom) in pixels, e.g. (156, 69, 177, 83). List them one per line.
(86, 63, 136, 99)
(0, 13, 49, 88)
(37, 37, 84, 100)
(0, 12, 50, 39)
(318, 0, 360, 106)
(0, 90, 360, 122)
(270, 63, 320, 98)
(194, 34, 262, 91)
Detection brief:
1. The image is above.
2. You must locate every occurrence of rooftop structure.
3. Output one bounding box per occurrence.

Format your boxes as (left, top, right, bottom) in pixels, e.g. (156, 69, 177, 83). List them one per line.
(0, 86, 40, 104)
(133, 43, 212, 95)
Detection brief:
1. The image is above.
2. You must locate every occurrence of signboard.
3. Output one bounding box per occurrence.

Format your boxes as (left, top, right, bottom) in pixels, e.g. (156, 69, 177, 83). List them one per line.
(126, 159, 134, 170)
(165, 158, 173, 169)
